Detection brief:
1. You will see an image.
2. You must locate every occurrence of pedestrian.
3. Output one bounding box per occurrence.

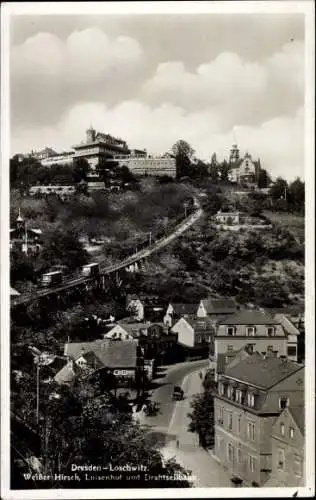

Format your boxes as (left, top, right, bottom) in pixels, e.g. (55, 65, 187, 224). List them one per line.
(199, 371, 203, 380)
(176, 439, 179, 449)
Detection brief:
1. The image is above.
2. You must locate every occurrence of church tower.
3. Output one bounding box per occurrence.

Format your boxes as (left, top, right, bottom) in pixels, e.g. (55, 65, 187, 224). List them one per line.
(229, 144, 240, 164)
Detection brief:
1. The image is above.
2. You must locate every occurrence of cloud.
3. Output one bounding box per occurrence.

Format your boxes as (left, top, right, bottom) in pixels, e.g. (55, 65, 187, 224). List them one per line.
(12, 100, 304, 181)
(11, 28, 144, 85)
(142, 41, 304, 129)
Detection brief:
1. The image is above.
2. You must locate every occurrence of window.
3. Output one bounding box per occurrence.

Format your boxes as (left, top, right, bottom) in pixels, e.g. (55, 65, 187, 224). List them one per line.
(280, 423, 285, 435)
(227, 443, 234, 462)
(248, 455, 256, 472)
(247, 392, 255, 408)
(287, 346, 297, 357)
(227, 345, 234, 352)
(247, 422, 255, 441)
(289, 427, 294, 439)
(293, 456, 302, 476)
(227, 327, 236, 336)
(246, 327, 256, 336)
(237, 415, 242, 434)
(236, 447, 242, 464)
(227, 412, 233, 430)
(218, 406, 224, 424)
(279, 396, 289, 410)
(267, 327, 276, 337)
(277, 449, 285, 469)
(227, 385, 233, 398)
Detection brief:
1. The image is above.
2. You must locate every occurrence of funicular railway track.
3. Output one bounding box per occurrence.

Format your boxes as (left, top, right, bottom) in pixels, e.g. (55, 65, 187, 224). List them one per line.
(11, 201, 203, 308)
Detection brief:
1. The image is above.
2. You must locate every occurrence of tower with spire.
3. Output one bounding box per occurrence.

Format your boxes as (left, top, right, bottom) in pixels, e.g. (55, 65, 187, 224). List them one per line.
(16, 208, 25, 231)
(229, 144, 240, 165)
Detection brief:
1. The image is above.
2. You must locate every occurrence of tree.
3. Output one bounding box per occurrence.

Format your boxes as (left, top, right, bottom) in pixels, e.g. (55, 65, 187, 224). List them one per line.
(73, 158, 90, 183)
(10, 249, 36, 286)
(270, 177, 288, 201)
(172, 140, 195, 179)
(288, 178, 305, 212)
(209, 154, 219, 182)
(257, 168, 271, 189)
(218, 160, 230, 182)
(40, 228, 89, 272)
(12, 380, 192, 489)
(187, 387, 215, 448)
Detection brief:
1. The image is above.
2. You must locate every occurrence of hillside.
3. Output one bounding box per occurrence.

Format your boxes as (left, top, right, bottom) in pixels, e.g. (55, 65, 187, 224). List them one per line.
(124, 193, 305, 309)
(10, 179, 198, 291)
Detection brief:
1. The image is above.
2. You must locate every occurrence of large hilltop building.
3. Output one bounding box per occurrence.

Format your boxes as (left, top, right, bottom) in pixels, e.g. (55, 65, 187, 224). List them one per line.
(228, 144, 261, 188)
(72, 127, 130, 170)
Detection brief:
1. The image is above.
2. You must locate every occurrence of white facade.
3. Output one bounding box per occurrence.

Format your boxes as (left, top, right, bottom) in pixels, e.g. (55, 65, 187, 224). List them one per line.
(171, 318, 195, 347)
(114, 155, 176, 178)
(41, 152, 75, 167)
(163, 304, 175, 327)
(29, 185, 76, 196)
(197, 302, 208, 318)
(127, 299, 144, 321)
(103, 324, 133, 340)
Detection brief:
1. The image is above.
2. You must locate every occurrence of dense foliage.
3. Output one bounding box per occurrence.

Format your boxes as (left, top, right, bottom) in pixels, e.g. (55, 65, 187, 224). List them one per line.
(11, 374, 192, 489)
(187, 371, 216, 449)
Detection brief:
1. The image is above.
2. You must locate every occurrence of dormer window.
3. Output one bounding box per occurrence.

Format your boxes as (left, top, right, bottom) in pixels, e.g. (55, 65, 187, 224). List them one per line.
(247, 392, 255, 408)
(267, 327, 276, 337)
(227, 327, 236, 336)
(279, 396, 289, 410)
(280, 423, 285, 435)
(246, 327, 256, 336)
(227, 385, 233, 399)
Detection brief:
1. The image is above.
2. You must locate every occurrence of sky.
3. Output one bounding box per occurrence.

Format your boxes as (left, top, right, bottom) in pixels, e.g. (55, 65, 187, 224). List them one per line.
(10, 12, 305, 180)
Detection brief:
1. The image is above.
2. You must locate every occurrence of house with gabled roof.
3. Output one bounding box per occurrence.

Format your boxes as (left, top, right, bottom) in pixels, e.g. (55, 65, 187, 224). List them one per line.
(171, 316, 214, 349)
(214, 309, 289, 378)
(56, 339, 143, 385)
(163, 302, 199, 327)
(214, 354, 304, 486)
(197, 298, 237, 321)
(266, 405, 305, 487)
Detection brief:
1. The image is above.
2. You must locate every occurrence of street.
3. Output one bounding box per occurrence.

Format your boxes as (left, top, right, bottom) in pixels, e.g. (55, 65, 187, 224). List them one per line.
(140, 360, 232, 487)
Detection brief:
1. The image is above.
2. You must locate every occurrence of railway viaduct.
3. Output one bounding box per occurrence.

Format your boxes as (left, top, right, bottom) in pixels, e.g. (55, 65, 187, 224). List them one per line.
(11, 203, 203, 314)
